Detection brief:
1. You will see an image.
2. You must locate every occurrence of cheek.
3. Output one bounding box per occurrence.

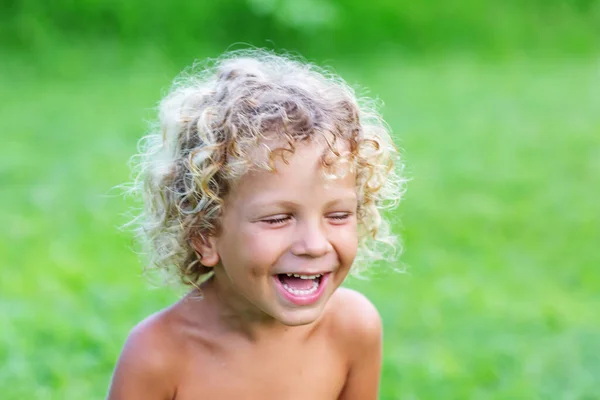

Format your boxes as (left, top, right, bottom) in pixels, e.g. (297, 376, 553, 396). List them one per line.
(227, 226, 290, 269)
(332, 224, 359, 265)
(343, 238, 359, 266)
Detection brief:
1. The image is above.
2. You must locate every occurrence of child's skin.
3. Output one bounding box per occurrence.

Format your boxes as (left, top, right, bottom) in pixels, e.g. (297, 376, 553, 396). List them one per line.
(107, 141, 383, 399)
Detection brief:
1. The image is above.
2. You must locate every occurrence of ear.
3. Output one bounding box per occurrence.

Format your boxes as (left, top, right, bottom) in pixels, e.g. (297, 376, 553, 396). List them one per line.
(190, 234, 220, 267)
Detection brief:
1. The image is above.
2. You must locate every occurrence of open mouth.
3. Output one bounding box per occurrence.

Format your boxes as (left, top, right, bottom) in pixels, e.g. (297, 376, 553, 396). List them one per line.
(277, 273, 323, 295)
(274, 272, 330, 305)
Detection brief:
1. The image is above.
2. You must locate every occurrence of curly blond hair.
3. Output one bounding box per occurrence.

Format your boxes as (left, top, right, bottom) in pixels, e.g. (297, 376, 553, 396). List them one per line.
(128, 49, 405, 286)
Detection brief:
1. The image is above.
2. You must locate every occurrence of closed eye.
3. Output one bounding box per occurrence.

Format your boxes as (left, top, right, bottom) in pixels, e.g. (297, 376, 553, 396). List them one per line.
(327, 212, 352, 222)
(262, 215, 292, 225)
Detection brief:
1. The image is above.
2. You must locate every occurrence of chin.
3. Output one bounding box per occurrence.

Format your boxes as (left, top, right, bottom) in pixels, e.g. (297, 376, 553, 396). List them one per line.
(274, 304, 326, 326)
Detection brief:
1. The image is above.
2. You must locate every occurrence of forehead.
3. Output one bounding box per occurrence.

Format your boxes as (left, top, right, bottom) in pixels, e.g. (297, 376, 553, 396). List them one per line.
(228, 139, 356, 204)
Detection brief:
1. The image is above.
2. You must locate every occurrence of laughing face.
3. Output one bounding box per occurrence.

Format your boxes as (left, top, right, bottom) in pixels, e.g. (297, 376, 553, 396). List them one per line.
(196, 140, 359, 327)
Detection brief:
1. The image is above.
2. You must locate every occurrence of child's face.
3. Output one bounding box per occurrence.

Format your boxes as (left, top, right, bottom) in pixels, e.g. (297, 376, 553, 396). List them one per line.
(210, 140, 358, 326)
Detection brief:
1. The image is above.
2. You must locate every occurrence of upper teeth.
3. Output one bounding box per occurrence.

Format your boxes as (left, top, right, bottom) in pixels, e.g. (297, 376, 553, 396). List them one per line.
(286, 273, 322, 279)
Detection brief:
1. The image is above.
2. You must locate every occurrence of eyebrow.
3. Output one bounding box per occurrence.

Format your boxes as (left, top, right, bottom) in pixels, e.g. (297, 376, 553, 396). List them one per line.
(323, 196, 358, 208)
(248, 196, 358, 210)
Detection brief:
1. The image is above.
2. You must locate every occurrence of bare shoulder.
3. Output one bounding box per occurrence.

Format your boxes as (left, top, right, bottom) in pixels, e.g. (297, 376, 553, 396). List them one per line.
(325, 287, 383, 350)
(107, 308, 181, 399)
(122, 309, 180, 369)
(325, 288, 383, 400)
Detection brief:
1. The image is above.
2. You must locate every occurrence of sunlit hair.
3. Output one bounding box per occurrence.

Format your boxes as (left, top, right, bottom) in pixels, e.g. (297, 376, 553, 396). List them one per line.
(128, 49, 405, 286)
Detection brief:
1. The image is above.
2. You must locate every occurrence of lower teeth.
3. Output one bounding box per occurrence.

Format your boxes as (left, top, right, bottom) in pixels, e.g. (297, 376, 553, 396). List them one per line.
(282, 280, 319, 296)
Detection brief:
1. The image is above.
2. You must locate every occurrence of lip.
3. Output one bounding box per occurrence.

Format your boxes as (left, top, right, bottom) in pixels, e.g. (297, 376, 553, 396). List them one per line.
(273, 272, 331, 306)
(277, 271, 331, 276)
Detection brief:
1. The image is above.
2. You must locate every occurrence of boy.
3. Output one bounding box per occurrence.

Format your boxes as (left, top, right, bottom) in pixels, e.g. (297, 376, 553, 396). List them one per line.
(108, 50, 404, 399)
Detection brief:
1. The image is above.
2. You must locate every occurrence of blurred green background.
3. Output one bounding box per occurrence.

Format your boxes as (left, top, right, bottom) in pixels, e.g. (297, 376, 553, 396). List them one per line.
(2, 1, 599, 398)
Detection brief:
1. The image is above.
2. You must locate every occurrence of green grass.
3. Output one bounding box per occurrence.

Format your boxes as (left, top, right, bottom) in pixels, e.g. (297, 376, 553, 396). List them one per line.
(1, 48, 599, 399)
(4, 0, 599, 57)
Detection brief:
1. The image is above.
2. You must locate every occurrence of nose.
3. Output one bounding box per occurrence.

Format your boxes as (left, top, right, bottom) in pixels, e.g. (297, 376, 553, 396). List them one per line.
(290, 219, 333, 258)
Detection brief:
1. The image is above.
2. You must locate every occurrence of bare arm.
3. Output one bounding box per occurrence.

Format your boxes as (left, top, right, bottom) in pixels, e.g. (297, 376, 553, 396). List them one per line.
(336, 289, 383, 400)
(107, 320, 176, 400)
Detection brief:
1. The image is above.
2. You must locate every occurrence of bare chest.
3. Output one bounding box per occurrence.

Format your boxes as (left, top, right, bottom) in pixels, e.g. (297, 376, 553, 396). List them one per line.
(174, 336, 348, 400)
